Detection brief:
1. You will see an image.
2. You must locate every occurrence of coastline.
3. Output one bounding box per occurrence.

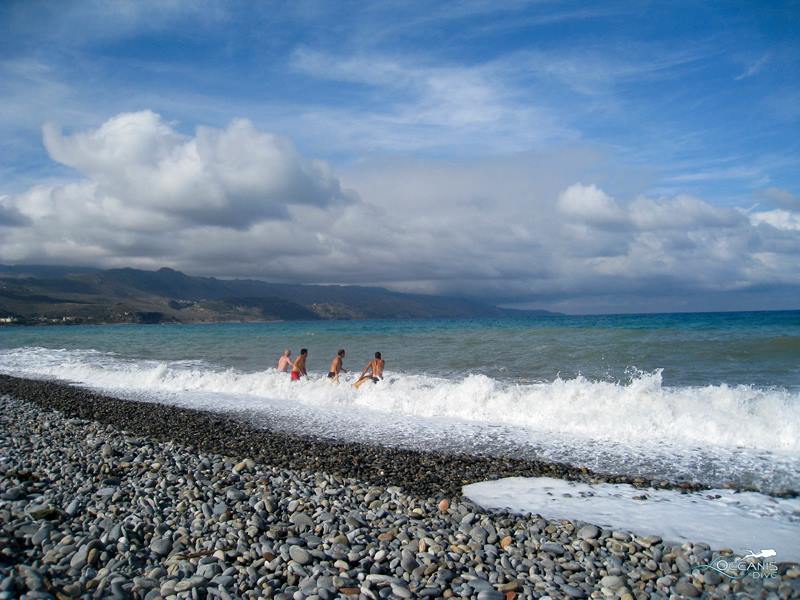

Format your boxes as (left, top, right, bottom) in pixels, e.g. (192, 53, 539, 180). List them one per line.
(0, 375, 713, 498)
(0, 319, 295, 328)
(1, 375, 798, 599)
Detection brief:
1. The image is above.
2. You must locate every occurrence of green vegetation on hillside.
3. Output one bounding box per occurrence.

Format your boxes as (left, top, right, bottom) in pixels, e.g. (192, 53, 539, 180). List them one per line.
(0, 265, 558, 324)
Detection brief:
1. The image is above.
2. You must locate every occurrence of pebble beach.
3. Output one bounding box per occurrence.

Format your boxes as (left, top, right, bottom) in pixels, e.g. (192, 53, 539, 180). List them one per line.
(1, 375, 798, 600)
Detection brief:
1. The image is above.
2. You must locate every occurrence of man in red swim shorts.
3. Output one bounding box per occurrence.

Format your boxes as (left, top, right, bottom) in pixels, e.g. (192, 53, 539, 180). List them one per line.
(290, 348, 308, 381)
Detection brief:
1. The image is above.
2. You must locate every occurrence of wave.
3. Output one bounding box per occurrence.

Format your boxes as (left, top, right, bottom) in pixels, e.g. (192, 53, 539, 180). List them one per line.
(1, 346, 798, 453)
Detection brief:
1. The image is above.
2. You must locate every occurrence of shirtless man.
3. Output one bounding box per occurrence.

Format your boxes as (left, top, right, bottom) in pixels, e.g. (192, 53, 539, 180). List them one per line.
(277, 349, 292, 372)
(354, 352, 385, 388)
(290, 348, 308, 381)
(327, 349, 347, 383)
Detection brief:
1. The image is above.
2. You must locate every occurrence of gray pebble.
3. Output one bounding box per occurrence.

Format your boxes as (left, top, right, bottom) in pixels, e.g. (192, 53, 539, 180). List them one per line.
(577, 525, 599, 540)
(64, 497, 81, 516)
(599, 575, 624, 590)
(540, 542, 565, 556)
(149, 537, 172, 557)
(674, 579, 700, 597)
(289, 546, 311, 565)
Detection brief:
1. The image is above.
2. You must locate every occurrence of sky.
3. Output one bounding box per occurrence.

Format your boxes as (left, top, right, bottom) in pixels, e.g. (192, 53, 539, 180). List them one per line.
(0, 0, 799, 313)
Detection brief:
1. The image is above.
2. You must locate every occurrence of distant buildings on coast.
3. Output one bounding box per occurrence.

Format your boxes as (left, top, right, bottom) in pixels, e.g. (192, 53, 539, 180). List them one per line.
(0, 315, 84, 325)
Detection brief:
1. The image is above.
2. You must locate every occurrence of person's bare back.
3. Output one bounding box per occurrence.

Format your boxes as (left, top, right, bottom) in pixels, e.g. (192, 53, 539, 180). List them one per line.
(354, 352, 385, 388)
(327, 349, 347, 383)
(277, 349, 292, 372)
(371, 357, 385, 378)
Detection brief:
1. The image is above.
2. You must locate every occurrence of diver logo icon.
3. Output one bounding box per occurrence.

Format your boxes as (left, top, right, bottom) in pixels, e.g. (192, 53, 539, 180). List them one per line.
(743, 549, 776, 560)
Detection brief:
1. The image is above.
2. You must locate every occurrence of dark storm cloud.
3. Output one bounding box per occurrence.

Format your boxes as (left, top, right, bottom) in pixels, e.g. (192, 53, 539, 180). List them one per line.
(0, 202, 29, 227)
(760, 187, 800, 211)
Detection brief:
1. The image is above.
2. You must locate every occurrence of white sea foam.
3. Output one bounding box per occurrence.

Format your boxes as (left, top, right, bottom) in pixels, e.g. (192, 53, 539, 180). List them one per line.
(463, 477, 800, 562)
(1, 346, 797, 453)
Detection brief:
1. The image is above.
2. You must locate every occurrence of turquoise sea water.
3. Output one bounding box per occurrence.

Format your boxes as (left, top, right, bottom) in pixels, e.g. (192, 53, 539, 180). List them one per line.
(2, 310, 799, 387)
(2, 310, 799, 492)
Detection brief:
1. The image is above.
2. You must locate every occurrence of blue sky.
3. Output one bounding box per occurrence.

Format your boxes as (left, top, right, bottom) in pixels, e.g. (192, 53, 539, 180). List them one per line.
(1, 1, 799, 312)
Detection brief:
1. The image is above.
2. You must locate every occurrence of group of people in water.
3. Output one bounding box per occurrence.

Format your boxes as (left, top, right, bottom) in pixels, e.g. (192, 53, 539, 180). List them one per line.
(277, 348, 385, 388)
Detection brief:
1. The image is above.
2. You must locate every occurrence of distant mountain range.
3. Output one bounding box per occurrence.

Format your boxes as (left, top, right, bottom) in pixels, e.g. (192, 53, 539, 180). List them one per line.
(0, 265, 559, 324)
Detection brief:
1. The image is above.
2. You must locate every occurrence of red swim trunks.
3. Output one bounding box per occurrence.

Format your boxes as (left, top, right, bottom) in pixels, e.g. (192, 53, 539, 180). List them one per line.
(290, 371, 301, 381)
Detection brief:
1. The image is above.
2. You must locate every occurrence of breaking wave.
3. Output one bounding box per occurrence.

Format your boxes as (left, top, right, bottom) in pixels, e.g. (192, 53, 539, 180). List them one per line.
(1, 346, 798, 453)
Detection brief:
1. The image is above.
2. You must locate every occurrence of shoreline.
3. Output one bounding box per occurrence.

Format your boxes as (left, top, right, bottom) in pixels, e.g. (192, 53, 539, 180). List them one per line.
(2, 389, 797, 599)
(0, 374, 721, 498)
(0, 319, 297, 328)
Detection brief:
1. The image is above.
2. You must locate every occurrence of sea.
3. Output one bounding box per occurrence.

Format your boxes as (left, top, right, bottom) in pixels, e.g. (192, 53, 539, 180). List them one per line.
(1, 310, 798, 494)
(3, 310, 800, 558)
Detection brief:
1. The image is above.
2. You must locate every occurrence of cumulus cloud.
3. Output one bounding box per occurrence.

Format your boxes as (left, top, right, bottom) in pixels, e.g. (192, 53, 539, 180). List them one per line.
(1, 111, 800, 312)
(749, 188, 800, 240)
(0, 111, 360, 275)
(750, 210, 800, 232)
(560, 184, 747, 232)
(337, 160, 800, 308)
(39, 111, 354, 229)
(558, 183, 627, 227)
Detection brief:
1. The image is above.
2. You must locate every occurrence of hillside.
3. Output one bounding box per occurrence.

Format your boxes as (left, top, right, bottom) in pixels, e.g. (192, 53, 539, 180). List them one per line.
(0, 265, 558, 324)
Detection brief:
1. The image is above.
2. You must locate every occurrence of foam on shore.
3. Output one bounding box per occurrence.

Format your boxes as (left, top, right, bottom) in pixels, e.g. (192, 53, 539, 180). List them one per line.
(2, 346, 799, 494)
(464, 477, 800, 562)
(2, 346, 797, 451)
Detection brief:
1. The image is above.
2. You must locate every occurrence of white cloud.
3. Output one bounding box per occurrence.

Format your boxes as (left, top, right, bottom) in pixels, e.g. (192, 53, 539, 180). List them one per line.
(748, 188, 800, 238)
(289, 48, 570, 153)
(750, 209, 800, 232)
(628, 195, 743, 230)
(36, 111, 355, 229)
(557, 185, 744, 231)
(557, 183, 627, 227)
(2, 112, 800, 311)
(735, 54, 769, 80)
